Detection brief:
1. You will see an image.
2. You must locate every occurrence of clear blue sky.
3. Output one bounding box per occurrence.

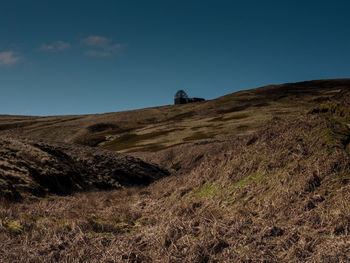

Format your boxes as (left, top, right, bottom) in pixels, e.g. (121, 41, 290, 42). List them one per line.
(1, 0, 350, 116)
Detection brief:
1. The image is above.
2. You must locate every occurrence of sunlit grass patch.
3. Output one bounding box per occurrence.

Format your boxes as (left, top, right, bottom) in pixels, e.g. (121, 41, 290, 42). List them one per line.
(191, 183, 222, 198)
(0, 217, 24, 235)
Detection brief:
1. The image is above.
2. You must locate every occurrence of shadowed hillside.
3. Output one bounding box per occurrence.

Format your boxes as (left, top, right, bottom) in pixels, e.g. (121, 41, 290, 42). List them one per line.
(1, 79, 350, 262)
(0, 136, 169, 201)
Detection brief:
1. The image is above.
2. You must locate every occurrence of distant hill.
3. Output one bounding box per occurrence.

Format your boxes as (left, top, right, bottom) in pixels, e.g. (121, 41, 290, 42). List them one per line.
(1, 79, 349, 153)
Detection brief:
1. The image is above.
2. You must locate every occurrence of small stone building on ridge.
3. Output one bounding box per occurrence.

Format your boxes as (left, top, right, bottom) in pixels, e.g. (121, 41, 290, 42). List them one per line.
(174, 90, 205, 105)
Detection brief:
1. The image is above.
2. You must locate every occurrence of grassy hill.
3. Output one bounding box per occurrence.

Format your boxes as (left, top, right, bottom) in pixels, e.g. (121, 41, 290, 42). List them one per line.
(1, 79, 350, 262)
(1, 79, 348, 153)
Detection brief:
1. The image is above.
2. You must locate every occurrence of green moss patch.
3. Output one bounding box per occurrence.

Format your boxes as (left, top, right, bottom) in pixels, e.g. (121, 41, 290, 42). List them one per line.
(233, 172, 270, 188)
(191, 183, 222, 198)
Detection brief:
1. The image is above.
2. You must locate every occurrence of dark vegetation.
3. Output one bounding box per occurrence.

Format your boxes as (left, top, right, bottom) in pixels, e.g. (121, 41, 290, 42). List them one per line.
(87, 122, 119, 133)
(0, 136, 169, 201)
(165, 111, 196, 122)
(216, 104, 251, 114)
(74, 133, 107, 147)
(1, 79, 350, 262)
(209, 113, 250, 122)
(183, 132, 214, 142)
(0, 121, 37, 131)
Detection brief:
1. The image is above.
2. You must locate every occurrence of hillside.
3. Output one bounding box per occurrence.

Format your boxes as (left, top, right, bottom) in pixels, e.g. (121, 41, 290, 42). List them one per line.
(0, 79, 348, 153)
(1, 79, 350, 262)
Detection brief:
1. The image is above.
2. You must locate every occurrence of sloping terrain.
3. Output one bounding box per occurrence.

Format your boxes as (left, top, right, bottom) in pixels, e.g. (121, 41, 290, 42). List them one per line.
(0, 79, 350, 262)
(1, 79, 348, 153)
(0, 136, 169, 201)
(1, 112, 349, 262)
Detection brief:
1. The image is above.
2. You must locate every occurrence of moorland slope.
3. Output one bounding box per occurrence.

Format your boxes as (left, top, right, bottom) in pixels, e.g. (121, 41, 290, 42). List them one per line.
(0, 79, 348, 152)
(1, 79, 350, 262)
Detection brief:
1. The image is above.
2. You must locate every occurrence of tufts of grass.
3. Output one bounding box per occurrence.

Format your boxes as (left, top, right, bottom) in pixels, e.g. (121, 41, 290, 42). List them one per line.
(310, 102, 350, 121)
(191, 183, 221, 198)
(0, 217, 24, 235)
(232, 172, 269, 188)
(2, 112, 350, 262)
(321, 122, 350, 152)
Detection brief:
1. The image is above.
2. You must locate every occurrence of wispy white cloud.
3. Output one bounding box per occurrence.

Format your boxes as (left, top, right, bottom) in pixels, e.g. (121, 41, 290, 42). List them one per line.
(0, 51, 21, 66)
(81, 35, 122, 57)
(40, 41, 71, 52)
(81, 36, 110, 47)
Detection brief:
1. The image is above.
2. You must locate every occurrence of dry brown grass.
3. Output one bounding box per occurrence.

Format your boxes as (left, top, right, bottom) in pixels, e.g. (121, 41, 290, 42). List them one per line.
(0, 136, 169, 201)
(1, 113, 350, 262)
(1, 79, 348, 153)
(1, 79, 350, 262)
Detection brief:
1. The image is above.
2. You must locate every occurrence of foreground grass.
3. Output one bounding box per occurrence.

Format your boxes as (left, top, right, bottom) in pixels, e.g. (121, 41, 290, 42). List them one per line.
(1, 114, 350, 262)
